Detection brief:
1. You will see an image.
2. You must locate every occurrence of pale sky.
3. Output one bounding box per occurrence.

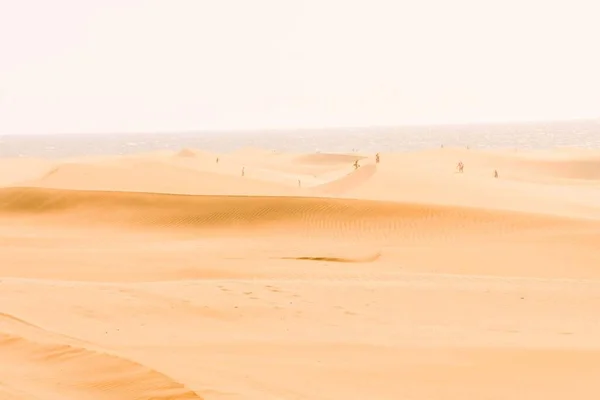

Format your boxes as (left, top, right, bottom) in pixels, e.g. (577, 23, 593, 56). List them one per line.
(1, 0, 599, 134)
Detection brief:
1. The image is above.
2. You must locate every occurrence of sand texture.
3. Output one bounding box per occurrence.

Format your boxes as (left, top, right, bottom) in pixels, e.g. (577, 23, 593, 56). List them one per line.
(2, 146, 600, 399)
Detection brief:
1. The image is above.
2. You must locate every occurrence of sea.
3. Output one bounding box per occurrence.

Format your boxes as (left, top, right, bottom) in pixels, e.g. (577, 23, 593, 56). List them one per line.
(1, 120, 599, 159)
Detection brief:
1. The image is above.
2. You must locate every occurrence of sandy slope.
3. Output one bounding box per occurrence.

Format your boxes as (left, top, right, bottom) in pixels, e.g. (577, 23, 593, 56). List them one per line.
(2, 147, 600, 399)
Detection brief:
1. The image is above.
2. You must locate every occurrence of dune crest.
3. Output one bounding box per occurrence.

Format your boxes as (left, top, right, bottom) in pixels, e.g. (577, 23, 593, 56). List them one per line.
(18, 159, 299, 196)
(0, 187, 590, 238)
(294, 152, 367, 165)
(0, 333, 202, 400)
(0, 312, 202, 399)
(312, 163, 377, 195)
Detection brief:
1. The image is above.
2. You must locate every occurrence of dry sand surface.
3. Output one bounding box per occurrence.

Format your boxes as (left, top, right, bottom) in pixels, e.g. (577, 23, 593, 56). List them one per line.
(2, 146, 600, 399)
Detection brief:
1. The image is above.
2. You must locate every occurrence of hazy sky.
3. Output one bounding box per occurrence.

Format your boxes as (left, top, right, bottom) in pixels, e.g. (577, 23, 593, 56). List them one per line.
(1, 0, 599, 134)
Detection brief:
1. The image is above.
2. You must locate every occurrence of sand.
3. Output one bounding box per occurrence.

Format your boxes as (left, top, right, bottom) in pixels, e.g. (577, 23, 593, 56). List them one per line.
(1, 146, 600, 399)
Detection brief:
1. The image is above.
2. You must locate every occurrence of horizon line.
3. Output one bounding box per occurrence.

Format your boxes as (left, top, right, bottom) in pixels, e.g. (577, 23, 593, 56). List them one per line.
(2, 116, 599, 137)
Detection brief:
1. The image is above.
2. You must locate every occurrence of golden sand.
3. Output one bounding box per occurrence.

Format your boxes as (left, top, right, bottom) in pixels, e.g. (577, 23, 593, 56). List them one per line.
(1, 147, 600, 399)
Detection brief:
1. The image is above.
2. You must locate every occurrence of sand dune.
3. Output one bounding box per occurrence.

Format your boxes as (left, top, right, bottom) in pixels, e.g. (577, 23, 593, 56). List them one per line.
(17, 159, 300, 196)
(0, 157, 55, 187)
(175, 148, 201, 158)
(0, 186, 592, 238)
(309, 150, 600, 219)
(3, 146, 600, 399)
(411, 147, 600, 182)
(311, 163, 377, 195)
(0, 314, 202, 400)
(502, 156, 600, 181)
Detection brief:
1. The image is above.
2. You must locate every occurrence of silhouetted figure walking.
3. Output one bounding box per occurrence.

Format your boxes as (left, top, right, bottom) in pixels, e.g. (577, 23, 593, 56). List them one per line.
(494, 170, 498, 178)
(375, 153, 380, 164)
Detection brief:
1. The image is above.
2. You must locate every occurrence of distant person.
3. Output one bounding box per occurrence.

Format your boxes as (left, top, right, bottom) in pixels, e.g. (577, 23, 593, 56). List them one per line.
(375, 153, 380, 164)
(353, 160, 360, 170)
(457, 161, 464, 173)
(298, 179, 301, 187)
(216, 157, 219, 164)
(242, 167, 245, 177)
(494, 169, 498, 178)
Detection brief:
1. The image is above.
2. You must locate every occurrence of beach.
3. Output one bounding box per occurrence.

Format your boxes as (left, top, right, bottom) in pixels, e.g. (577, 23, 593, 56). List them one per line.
(1, 145, 600, 399)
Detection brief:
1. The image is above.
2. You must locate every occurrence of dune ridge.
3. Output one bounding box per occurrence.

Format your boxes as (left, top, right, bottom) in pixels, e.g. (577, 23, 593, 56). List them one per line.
(0, 313, 202, 400)
(0, 333, 203, 400)
(0, 186, 591, 239)
(293, 152, 367, 165)
(24, 159, 300, 196)
(311, 163, 377, 195)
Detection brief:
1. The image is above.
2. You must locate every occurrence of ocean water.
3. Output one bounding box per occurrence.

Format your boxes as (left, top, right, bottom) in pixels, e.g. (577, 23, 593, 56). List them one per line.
(1, 120, 599, 158)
